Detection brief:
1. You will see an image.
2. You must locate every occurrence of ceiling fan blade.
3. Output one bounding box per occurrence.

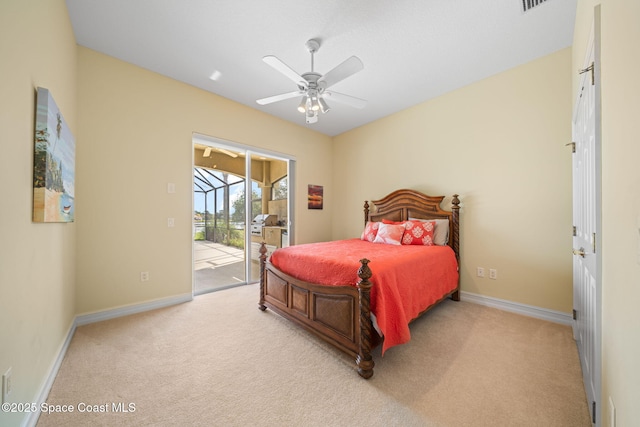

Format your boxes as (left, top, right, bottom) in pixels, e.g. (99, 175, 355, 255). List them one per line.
(322, 91, 367, 109)
(263, 55, 308, 88)
(318, 56, 364, 89)
(256, 91, 303, 105)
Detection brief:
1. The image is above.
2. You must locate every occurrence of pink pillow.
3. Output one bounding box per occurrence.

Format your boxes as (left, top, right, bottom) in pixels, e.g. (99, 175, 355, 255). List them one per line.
(381, 219, 404, 225)
(373, 223, 405, 245)
(361, 221, 380, 242)
(401, 220, 435, 246)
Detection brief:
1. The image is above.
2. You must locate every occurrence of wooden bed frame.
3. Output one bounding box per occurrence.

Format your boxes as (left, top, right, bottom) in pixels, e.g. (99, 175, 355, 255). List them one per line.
(258, 189, 461, 378)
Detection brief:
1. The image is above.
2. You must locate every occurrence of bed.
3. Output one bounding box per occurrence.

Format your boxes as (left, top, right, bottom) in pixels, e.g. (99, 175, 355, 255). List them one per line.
(258, 189, 461, 378)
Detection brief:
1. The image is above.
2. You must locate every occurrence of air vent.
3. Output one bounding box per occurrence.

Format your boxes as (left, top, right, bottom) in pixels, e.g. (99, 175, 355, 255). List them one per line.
(522, 0, 548, 12)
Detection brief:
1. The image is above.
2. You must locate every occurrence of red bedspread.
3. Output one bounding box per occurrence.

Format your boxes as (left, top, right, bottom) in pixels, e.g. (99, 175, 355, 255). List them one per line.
(269, 239, 459, 354)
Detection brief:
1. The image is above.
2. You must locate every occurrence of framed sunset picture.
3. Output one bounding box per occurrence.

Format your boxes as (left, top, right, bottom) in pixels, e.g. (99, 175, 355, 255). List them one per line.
(307, 185, 323, 210)
(33, 87, 75, 222)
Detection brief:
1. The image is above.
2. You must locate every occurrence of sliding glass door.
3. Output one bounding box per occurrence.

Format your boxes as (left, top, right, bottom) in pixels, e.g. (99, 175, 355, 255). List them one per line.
(193, 134, 294, 294)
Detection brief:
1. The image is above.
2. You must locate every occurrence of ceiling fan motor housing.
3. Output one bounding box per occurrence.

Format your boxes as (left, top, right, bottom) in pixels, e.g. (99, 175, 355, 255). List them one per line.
(299, 72, 324, 92)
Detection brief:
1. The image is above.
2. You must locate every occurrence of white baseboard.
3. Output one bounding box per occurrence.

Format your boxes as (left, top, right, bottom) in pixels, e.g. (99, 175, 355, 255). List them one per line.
(75, 293, 193, 326)
(460, 291, 573, 326)
(25, 293, 192, 427)
(24, 320, 76, 427)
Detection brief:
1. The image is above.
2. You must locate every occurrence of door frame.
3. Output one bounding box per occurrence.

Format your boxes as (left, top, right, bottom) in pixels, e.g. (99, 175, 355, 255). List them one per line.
(192, 132, 296, 292)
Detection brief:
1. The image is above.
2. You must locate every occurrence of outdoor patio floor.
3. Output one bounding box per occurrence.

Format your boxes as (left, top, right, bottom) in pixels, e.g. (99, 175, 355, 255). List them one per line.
(193, 240, 260, 294)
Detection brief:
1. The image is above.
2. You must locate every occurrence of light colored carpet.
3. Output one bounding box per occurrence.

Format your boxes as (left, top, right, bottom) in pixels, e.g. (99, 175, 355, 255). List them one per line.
(37, 284, 591, 426)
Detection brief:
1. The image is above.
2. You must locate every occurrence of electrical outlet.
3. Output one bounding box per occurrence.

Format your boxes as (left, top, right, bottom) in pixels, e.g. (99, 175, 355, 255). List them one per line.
(489, 269, 497, 280)
(140, 271, 149, 282)
(167, 182, 175, 194)
(477, 267, 485, 278)
(2, 367, 12, 403)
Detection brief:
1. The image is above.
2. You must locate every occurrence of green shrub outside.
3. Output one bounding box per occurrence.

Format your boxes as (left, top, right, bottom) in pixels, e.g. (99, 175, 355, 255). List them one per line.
(198, 226, 245, 250)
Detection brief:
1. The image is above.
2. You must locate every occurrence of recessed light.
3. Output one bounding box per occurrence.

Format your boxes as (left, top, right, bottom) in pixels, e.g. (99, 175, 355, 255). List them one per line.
(209, 70, 222, 81)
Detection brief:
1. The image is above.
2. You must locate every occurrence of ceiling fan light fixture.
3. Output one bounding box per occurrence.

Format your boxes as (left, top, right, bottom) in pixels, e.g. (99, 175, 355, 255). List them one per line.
(297, 95, 308, 113)
(309, 90, 320, 111)
(318, 97, 330, 114)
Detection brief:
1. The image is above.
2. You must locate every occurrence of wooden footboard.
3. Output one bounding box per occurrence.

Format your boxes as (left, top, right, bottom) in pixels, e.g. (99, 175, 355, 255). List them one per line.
(258, 243, 379, 378)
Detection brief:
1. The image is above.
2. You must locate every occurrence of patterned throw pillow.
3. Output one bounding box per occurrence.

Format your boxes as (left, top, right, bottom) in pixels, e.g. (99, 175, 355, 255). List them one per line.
(409, 218, 450, 246)
(401, 220, 435, 246)
(361, 221, 380, 242)
(372, 223, 406, 245)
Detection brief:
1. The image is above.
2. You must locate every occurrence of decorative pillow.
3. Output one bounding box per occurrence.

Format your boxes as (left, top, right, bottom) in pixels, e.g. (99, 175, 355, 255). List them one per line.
(401, 220, 435, 246)
(361, 221, 380, 242)
(409, 217, 450, 246)
(372, 223, 405, 245)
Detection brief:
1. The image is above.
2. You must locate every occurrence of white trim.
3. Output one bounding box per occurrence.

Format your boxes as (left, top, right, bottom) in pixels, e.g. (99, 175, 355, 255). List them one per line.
(24, 320, 76, 427)
(460, 291, 572, 326)
(75, 293, 193, 326)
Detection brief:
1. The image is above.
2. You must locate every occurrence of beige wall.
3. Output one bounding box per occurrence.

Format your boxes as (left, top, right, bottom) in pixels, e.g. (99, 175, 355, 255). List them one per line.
(75, 47, 333, 315)
(574, 0, 640, 425)
(0, 1, 77, 425)
(333, 48, 573, 313)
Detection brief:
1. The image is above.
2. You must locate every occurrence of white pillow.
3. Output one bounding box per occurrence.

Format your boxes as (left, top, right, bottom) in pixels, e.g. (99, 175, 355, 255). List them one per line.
(372, 223, 405, 245)
(409, 218, 449, 246)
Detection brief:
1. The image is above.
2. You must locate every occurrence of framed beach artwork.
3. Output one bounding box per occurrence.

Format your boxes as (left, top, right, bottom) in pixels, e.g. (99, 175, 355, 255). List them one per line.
(307, 184, 323, 210)
(33, 87, 75, 222)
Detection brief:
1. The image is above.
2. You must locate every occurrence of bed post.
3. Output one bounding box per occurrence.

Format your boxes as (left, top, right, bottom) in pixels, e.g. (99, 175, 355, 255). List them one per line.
(363, 200, 370, 227)
(451, 194, 461, 302)
(258, 242, 267, 311)
(356, 258, 375, 379)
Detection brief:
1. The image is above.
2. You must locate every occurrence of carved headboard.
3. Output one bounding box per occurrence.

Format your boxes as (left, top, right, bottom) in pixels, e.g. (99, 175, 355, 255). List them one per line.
(363, 189, 460, 259)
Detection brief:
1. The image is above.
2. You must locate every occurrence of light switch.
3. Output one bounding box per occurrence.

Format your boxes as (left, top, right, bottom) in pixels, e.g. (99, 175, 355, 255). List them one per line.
(167, 183, 176, 193)
(168, 218, 175, 228)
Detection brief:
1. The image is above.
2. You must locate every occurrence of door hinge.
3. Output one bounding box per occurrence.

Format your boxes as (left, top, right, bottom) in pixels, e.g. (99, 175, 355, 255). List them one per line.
(565, 142, 576, 153)
(572, 226, 577, 236)
(579, 62, 595, 85)
(592, 401, 596, 423)
(592, 232, 596, 253)
(573, 309, 577, 320)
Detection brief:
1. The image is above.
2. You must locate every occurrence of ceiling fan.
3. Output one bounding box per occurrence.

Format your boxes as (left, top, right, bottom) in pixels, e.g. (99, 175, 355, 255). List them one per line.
(256, 39, 366, 124)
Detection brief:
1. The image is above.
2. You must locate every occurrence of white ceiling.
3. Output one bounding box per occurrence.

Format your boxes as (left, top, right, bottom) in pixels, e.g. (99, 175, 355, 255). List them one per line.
(65, 0, 577, 137)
